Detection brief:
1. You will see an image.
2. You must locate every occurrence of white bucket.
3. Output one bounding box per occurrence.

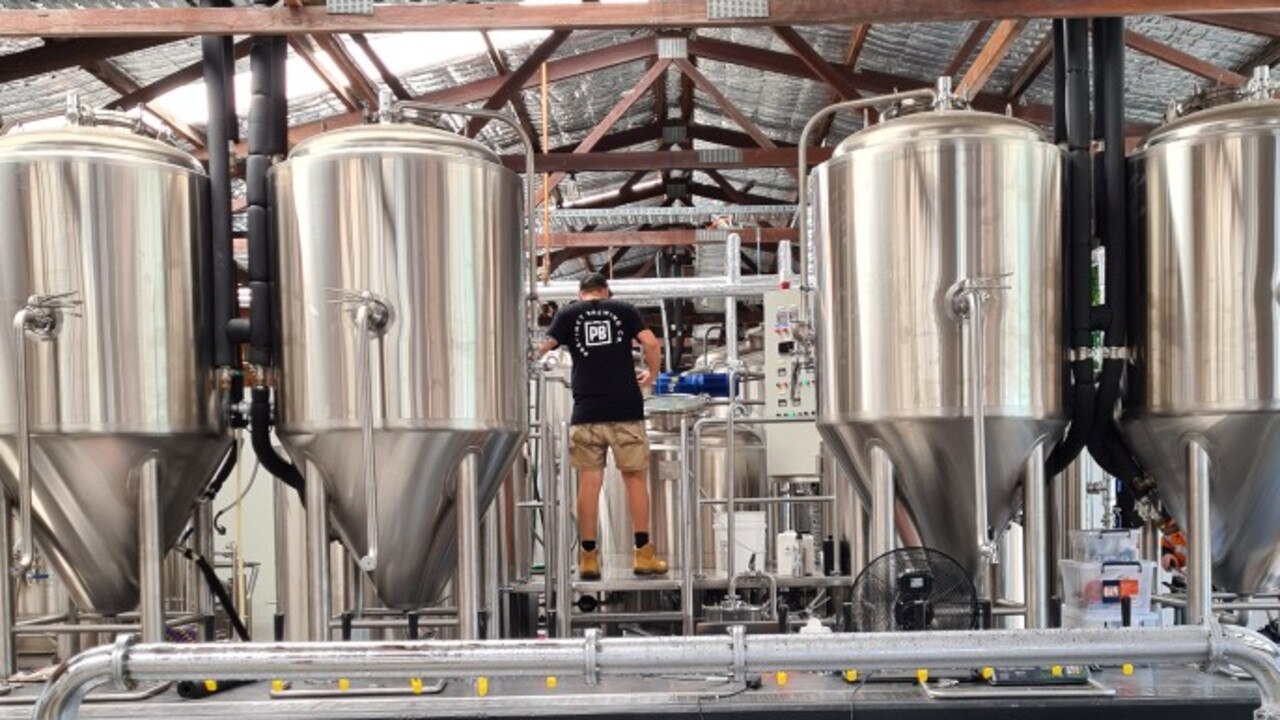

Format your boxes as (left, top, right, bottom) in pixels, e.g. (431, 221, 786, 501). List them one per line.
(713, 511, 767, 576)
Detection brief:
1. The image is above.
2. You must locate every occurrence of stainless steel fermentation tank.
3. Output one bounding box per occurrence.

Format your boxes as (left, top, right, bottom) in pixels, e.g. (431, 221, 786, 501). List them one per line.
(811, 102, 1064, 578)
(0, 112, 231, 618)
(1124, 74, 1280, 594)
(272, 119, 527, 610)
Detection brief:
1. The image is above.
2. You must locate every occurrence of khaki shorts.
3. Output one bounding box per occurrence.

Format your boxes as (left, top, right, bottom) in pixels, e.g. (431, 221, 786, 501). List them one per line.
(569, 421, 650, 472)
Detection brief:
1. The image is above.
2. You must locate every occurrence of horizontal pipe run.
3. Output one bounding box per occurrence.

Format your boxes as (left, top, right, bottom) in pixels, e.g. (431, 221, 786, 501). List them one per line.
(327, 618, 460, 629)
(570, 612, 684, 624)
(536, 275, 784, 301)
(700, 495, 836, 506)
(35, 624, 1280, 720)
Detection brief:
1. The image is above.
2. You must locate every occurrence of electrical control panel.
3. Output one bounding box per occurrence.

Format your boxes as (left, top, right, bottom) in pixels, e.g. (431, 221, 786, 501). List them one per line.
(763, 288, 822, 477)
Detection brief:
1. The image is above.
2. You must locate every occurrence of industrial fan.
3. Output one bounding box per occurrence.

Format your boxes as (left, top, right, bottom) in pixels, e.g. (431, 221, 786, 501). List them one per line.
(850, 547, 978, 632)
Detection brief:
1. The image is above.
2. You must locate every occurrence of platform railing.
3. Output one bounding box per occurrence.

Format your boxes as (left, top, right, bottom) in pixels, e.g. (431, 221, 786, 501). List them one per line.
(34, 622, 1280, 720)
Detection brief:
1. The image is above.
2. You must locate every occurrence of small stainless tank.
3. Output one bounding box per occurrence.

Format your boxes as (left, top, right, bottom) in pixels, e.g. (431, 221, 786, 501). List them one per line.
(0, 108, 231, 615)
(1123, 72, 1280, 593)
(272, 121, 526, 609)
(814, 106, 1064, 575)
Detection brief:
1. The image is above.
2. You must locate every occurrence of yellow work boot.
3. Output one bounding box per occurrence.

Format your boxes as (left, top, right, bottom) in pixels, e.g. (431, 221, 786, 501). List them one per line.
(578, 548, 601, 581)
(633, 543, 669, 576)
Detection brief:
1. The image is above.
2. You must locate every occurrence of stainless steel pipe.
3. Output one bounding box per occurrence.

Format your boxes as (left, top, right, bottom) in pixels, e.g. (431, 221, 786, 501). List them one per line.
(555, 421, 572, 638)
(1187, 440, 1213, 625)
(305, 462, 331, 641)
(137, 458, 163, 644)
(869, 445, 894, 560)
(35, 623, 1280, 720)
(0, 504, 13, 676)
(1023, 442, 1048, 629)
(456, 454, 481, 640)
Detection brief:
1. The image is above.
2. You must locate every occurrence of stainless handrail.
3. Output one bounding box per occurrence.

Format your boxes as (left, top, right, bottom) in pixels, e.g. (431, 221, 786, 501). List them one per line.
(35, 624, 1280, 720)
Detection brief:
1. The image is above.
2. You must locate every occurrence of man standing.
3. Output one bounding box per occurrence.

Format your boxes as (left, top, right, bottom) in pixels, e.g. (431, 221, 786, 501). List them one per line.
(539, 273, 667, 580)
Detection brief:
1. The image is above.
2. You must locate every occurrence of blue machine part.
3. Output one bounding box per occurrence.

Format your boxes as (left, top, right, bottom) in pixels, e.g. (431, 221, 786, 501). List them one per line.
(654, 371, 734, 398)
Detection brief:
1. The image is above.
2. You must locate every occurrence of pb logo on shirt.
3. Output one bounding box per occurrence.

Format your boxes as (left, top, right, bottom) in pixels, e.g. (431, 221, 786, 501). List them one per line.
(583, 320, 613, 347)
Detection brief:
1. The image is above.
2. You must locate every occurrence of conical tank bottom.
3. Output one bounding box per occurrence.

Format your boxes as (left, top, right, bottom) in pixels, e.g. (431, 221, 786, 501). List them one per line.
(283, 427, 523, 609)
(1122, 413, 1280, 593)
(820, 417, 1063, 577)
(0, 434, 232, 616)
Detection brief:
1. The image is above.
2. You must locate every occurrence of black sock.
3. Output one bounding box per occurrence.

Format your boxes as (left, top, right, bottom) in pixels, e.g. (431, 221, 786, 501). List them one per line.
(634, 532, 649, 549)
(581, 540, 597, 552)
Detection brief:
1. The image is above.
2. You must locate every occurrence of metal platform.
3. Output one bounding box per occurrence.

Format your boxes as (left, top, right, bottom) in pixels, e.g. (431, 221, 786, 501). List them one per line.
(0, 664, 1261, 719)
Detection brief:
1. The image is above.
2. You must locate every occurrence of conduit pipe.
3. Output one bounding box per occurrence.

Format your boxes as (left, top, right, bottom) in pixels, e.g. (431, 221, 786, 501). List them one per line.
(536, 275, 783, 301)
(36, 624, 1280, 720)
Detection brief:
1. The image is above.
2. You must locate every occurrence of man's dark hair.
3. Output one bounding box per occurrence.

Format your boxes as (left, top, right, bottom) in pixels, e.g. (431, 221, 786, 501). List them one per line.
(579, 272, 610, 293)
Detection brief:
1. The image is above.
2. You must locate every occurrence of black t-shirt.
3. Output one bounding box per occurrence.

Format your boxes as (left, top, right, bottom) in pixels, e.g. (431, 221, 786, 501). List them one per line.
(547, 298, 646, 425)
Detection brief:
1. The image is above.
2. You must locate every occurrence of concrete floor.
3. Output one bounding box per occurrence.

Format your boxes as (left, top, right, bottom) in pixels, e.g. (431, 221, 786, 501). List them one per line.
(0, 664, 1262, 719)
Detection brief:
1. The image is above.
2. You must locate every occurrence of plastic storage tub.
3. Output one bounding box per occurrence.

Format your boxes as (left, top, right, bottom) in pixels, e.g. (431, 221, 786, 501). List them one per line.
(1070, 529, 1142, 562)
(1060, 559, 1156, 615)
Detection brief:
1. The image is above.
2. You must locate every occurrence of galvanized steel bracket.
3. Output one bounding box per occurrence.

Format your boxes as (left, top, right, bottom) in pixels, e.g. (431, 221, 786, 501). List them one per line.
(706, 0, 769, 20)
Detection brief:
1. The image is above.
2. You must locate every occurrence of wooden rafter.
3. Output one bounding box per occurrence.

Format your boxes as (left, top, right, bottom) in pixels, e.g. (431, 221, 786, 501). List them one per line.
(690, 123, 794, 150)
(288, 36, 362, 111)
(84, 59, 205, 146)
(772, 26, 860, 100)
(673, 58, 776, 149)
(466, 30, 571, 138)
(844, 24, 873, 70)
(312, 34, 381, 108)
(946, 21, 994, 77)
(813, 23, 874, 147)
(1125, 28, 1248, 85)
(479, 30, 545, 151)
(549, 123, 665, 153)
(106, 38, 252, 110)
(1181, 13, 1280, 39)
(956, 19, 1028, 98)
(703, 169, 749, 204)
(0, 37, 168, 84)
(537, 58, 672, 204)
(349, 33, 411, 100)
(9, 4, 1280, 38)
(253, 35, 655, 153)
(1006, 31, 1054, 100)
(690, 180, 788, 206)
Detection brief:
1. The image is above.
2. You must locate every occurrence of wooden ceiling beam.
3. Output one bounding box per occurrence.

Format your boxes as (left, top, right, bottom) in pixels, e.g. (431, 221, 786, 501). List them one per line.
(106, 38, 252, 110)
(673, 58, 776, 149)
(537, 58, 672, 203)
(813, 23, 874, 147)
(0, 37, 168, 83)
(549, 122, 664, 153)
(956, 19, 1028, 97)
(288, 35, 362, 111)
(1125, 28, 1248, 85)
(946, 20, 994, 77)
(84, 58, 205, 146)
(9, 4, 1280, 38)
(480, 30, 548, 151)
(772, 26, 860, 100)
(349, 33, 412, 100)
(256, 35, 655, 152)
(1006, 31, 1054, 100)
(1181, 13, 1280, 39)
(312, 34, 382, 109)
(465, 29, 571, 138)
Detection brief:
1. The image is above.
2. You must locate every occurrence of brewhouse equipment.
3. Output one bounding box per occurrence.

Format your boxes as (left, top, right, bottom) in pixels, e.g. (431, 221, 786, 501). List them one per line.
(808, 83, 1065, 594)
(1123, 67, 1280, 597)
(0, 97, 232, 633)
(271, 97, 530, 617)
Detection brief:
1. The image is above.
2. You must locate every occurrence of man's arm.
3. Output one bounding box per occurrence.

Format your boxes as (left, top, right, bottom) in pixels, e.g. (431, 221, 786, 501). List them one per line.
(635, 329, 661, 387)
(537, 337, 559, 358)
